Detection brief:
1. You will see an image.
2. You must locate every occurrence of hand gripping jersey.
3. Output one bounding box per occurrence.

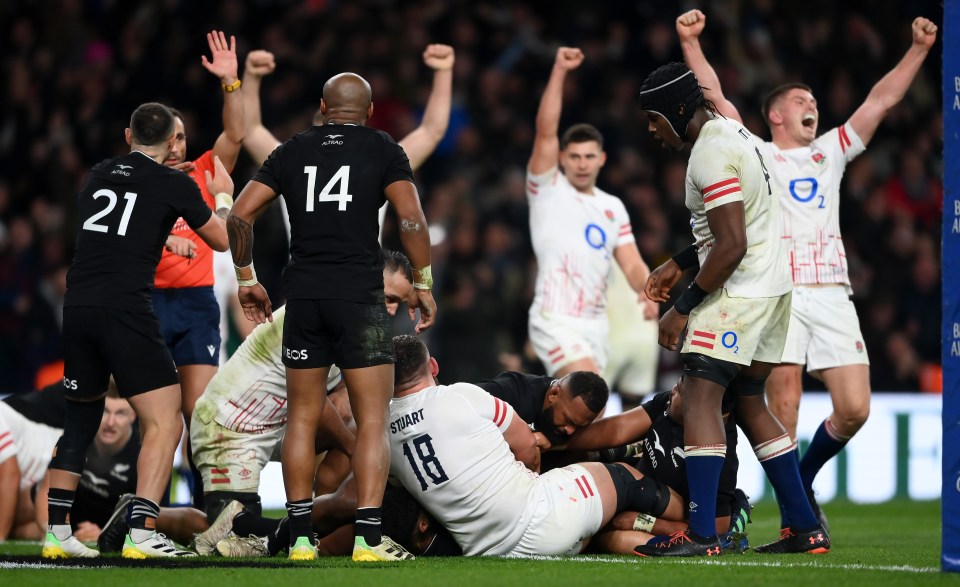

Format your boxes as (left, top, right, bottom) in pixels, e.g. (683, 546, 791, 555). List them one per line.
(685, 118, 791, 298)
(388, 383, 539, 556)
(759, 124, 865, 289)
(526, 167, 635, 318)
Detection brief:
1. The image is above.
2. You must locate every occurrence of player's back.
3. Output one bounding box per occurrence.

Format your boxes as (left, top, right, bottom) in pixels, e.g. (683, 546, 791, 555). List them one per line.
(388, 383, 539, 555)
(66, 152, 211, 312)
(686, 118, 791, 298)
(253, 124, 413, 304)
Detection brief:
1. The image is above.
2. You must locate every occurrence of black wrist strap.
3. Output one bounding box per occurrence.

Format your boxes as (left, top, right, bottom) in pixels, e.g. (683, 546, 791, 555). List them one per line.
(673, 281, 708, 315)
(671, 244, 700, 271)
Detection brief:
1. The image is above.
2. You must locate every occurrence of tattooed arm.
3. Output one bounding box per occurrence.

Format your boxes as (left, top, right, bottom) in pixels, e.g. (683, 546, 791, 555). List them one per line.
(385, 179, 437, 332)
(228, 179, 278, 323)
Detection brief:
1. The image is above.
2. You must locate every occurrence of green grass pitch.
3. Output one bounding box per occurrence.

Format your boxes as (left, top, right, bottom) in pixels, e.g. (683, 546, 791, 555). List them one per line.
(1, 499, 956, 587)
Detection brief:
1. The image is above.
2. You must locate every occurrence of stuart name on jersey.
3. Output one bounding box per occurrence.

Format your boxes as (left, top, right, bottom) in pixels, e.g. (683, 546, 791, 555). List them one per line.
(762, 123, 865, 288)
(526, 168, 634, 318)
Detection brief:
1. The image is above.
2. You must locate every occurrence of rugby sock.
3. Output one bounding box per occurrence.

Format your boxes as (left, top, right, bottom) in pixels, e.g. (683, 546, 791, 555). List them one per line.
(267, 517, 290, 556)
(286, 499, 314, 546)
(799, 418, 850, 492)
(128, 496, 161, 542)
(48, 488, 75, 539)
(684, 445, 726, 539)
(233, 510, 282, 538)
(755, 435, 819, 531)
(355, 507, 382, 546)
(776, 451, 800, 528)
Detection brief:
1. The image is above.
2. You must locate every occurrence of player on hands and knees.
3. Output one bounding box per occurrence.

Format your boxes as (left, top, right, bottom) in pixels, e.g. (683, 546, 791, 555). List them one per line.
(228, 72, 436, 562)
(676, 10, 938, 527)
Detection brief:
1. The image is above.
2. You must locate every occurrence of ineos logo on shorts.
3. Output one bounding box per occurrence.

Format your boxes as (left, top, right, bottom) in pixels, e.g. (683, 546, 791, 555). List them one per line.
(284, 347, 309, 360)
(63, 377, 78, 390)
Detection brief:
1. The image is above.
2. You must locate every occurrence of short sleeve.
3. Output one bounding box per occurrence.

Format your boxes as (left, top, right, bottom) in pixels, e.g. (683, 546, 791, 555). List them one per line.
(382, 141, 414, 192)
(253, 143, 285, 194)
(455, 383, 515, 432)
(611, 198, 635, 247)
(0, 411, 17, 464)
(640, 391, 670, 421)
(172, 175, 213, 230)
(525, 166, 561, 202)
(689, 146, 744, 212)
(821, 123, 866, 164)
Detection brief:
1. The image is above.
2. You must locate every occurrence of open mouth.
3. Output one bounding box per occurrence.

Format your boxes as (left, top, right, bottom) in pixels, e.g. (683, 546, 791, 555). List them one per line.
(801, 114, 816, 128)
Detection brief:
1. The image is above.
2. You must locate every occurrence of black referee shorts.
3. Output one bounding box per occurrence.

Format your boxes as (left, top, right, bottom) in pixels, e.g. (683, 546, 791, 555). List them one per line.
(62, 307, 180, 399)
(282, 299, 394, 370)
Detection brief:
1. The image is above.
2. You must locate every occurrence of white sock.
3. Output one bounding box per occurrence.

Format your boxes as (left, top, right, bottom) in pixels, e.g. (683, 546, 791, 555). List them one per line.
(49, 523, 72, 541)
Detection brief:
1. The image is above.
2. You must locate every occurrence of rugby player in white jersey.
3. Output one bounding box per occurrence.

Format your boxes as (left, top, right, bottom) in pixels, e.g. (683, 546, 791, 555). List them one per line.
(676, 9, 938, 524)
(387, 335, 685, 557)
(638, 62, 827, 556)
(527, 47, 656, 378)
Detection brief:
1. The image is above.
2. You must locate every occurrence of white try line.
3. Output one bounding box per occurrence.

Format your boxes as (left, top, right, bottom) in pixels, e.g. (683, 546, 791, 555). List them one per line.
(0, 562, 96, 570)
(512, 554, 938, 574)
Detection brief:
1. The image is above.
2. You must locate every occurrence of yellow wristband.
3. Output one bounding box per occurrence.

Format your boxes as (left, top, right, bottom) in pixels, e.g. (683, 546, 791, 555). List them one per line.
(215, 192, 234, 211)
(413, 265, 433, 290)
(222, 79, 242, 93)
(234, 263, 258, 287)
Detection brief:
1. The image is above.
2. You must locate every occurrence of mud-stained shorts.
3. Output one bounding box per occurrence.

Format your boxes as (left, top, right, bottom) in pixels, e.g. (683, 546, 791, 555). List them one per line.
(281, 299, 394, 369)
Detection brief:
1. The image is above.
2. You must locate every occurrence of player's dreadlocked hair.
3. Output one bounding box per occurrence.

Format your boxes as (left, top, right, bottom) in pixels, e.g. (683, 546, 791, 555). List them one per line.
(639, 62, 705, 140)
(565, 371, 610, 414)
(393, 335, 429, 389)
(383, 249, 413, 284)
(129, 103, 175, 146)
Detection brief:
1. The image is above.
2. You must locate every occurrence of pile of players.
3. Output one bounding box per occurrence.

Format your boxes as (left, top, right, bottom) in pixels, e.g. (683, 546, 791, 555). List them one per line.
(2, 8, 936, 561)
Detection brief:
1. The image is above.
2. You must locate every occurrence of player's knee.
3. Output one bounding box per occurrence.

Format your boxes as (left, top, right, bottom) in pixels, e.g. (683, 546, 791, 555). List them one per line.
(605, 464, 670, 517)
(49, 396, 106, 475)
(834, 403, 869, 435)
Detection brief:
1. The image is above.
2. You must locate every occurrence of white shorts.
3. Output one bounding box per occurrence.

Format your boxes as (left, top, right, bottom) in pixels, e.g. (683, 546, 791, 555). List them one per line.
(605, 318, 658, 397)
(780, 285, 870, 372)
(190, 395, 284, 494)
(529, 312, 607, 376)
(510, 465, 605, 556)
(682, 289, 792, 366)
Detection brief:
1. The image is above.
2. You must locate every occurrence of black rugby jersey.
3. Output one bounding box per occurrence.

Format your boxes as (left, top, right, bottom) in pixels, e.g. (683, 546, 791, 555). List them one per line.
(65, 151, 212, 312)
(73, 434, 139, 528)
(253, 124, 413, 303)
(475, 371, 552, 426)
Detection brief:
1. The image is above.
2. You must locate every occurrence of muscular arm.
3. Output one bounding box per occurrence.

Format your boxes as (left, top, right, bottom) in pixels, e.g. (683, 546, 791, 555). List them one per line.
(399, 44, 454, 171)
(694, 202, 747, 292)
(529, 48, 583, 175)
(676, 10, 743, 123)
(241, 50, 281, 166)
(613, 243, 652, 295)
(502, 415, 540, 472)
(228, 180, 277, 267)
(385, 180, 430, 272)
(199, 31, 245, 170)
(847, 17, 937, 145)
(0, 457, 20, 540)
(193, 215, 229, 252)
(563, 407, 654, 452)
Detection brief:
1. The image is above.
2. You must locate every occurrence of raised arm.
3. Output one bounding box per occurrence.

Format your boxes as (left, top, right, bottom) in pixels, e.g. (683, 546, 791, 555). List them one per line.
(398, 44, 454, 171)
(228, 179, 279, 324)
(847, 17, 937, 145)
(528, 47, 584, 175)
(676, 10, 743, 123)
(385, 180, 436, 332)
(191, 155, 233, 252)
(241, 50, 282, 165)
(201, 30, 245, 170)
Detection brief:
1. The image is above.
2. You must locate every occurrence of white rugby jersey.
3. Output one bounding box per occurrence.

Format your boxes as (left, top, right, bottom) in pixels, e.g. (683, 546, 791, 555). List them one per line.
(760, 123, 865, 289)
(527, 167, 635, 319)
(0, 402, 62, 489)
(686, 117, 791, 298)
(203, 305, 341, 434)
(388, 383, 539, 556)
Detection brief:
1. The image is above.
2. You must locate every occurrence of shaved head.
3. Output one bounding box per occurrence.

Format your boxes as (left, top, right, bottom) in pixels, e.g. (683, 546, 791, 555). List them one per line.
(322, 72, 372, 115)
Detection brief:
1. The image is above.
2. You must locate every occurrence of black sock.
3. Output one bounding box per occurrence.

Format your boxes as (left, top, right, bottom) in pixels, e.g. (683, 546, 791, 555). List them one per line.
(48, 488, 75, 526)
(268, 517, 289, 556)
(355, 507, 382, 546)
(286, 499, 314, 546)
(233, 510, 282, 538)
(128, 496, 160, 531)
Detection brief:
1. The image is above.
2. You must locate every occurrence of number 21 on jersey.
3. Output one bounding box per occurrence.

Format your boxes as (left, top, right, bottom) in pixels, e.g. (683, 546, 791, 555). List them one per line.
(82, 189, 137, 235)
(304, 165, 352, 212)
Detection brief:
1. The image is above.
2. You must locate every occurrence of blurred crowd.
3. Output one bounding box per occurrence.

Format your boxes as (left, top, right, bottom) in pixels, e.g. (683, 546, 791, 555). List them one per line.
(0, 0, 943, 393)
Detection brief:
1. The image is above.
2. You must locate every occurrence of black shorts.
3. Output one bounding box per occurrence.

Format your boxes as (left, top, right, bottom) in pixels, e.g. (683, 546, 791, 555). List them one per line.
(152, 286, 221, 366)
(282, 299, 394, 369)
(62, 307, 179, 399)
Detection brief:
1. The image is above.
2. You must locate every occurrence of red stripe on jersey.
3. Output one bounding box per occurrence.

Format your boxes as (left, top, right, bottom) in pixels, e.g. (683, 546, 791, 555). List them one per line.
(838, 125, 850, 153)
(693, 330, 716, 340)
(0, 439, 13, 452)
(550, 353, 566, 364)
(703, 186, 741, 203)
(575, 477, 589, 498)
(691, 340, 715, 349)
(211, 478, 231, 484)
(0, 432, 9, 440)
(547, 347, 562, 356)
(493, 399, 502, 426)
(702, 177, 739, 194)
(580, 475, 595, 496)
(211, 468, 229, 474)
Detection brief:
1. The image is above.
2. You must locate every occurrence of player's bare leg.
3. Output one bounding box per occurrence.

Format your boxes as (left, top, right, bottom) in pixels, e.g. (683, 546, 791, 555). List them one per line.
(177, 364, 218, 422)
(764, 363, 803, 439)
(127, 384, 184, 504)
(819, 364, 871, 439)
(282, 366, 330, 558)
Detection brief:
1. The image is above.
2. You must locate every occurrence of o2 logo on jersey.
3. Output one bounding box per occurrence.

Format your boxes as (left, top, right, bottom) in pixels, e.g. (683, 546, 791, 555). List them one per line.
(284, 347, 309, 361)
(789, 178, 825, 209)
(721, 331, 739, 354)
(584, 223, 607, 254)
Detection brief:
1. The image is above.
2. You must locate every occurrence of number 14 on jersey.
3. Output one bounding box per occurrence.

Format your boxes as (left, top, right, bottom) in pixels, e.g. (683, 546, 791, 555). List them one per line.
(304, 165, 352, 212)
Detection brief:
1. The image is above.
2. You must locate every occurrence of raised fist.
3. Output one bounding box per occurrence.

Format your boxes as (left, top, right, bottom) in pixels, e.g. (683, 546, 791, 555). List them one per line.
(423, 44, 455, 71)
(554, 47, 584, 71)
(912, 17, 937, 50)
(245, 50, 276, 78)
(676, 9, 706, 41)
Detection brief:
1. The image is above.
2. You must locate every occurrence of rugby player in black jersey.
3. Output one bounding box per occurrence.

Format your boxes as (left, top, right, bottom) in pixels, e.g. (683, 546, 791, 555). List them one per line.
(227, 72, 436, 561)
(43, 102, 232, 559)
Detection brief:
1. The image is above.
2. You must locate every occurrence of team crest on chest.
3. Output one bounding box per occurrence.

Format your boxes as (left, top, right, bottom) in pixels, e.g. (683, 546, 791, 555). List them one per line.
(811, 151, 826, 165)
(604, 209, 615, 222)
